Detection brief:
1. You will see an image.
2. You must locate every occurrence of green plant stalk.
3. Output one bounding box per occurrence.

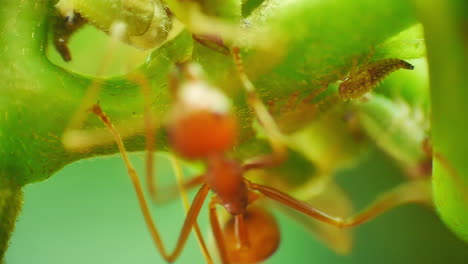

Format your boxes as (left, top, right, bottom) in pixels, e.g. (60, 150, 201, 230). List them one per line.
(415, 0, 468, 242)
(0, 178, 22, 262)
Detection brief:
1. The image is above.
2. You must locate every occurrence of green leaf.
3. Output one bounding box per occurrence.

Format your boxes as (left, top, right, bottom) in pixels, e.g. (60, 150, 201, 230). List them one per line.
(415, 0, 468, 243)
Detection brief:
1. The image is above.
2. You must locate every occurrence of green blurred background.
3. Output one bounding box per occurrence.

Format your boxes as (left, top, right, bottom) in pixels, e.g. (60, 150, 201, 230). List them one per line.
(6, 149, 468, 263)
(5, 25, 468, 264)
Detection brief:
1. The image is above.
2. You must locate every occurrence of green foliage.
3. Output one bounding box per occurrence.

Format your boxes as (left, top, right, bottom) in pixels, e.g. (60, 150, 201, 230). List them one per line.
(415, 0, 468, 242)
(1, 0, 467, 261)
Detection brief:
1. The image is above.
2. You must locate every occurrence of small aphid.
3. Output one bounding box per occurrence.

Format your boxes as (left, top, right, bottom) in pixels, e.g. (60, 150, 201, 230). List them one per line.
(339, 58, 414, 99)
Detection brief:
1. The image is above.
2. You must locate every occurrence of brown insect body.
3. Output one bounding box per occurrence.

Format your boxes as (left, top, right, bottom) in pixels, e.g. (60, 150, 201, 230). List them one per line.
(339, 58, 414, 99)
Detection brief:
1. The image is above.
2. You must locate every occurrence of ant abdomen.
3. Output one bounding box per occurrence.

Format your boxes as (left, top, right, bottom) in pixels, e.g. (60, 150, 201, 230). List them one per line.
(339, 58, 414, 99)
(223, 207, 280, 264)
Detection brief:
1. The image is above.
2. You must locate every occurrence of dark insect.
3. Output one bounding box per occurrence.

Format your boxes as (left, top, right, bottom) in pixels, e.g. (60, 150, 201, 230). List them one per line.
(51, 11, 87, 62)
(339, 58, 414, 99)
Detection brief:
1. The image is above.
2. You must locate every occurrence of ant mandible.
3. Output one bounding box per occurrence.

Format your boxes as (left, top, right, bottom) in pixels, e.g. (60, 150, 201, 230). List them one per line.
(90, 49, 431, 264)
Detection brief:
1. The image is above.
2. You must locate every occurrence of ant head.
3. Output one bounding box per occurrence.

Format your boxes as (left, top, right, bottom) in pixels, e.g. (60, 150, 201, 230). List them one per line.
(167, 62, 238, 159)
(223, 206, 280, 264)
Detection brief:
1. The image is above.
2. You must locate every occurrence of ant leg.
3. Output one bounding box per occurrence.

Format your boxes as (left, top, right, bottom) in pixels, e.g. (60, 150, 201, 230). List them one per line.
(91, 104, 211, 262)
(340, 179, 431, 227)
(209, 197, 230, 264)
(234, 214, 250, 249)
(422, 139, 468, 204)
(151, 174, 206, 204)
(246, 178, 431, 228)
(169, 156, 214, 264)
(62, 21, 128, 148)
(68, 23, 127, 128)
(127, 72, 159, 201)
(232, 47, 287, 169)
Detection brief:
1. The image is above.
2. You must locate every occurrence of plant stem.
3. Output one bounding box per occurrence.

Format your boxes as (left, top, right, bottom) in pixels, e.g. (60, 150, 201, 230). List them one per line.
(415, 0, 468, 242)
(0, 178, 23, 263)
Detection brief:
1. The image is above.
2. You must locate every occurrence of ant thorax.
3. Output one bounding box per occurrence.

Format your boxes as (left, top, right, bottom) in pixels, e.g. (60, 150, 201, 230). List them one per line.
(207, 156, 249, 215)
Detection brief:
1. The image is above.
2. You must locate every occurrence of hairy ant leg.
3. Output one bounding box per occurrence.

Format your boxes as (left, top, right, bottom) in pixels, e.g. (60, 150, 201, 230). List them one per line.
(125, 72, 159, 201)
(246, 178, 432, 228)
(209, 197, 230, 264)
(90, 104, 214, 263)
(62, 21, 128, 148)
(231, 47, 287, 168)
(149, 174, 207, 204)
(169, 156, 214, 264)
(341, 179, 432, 227)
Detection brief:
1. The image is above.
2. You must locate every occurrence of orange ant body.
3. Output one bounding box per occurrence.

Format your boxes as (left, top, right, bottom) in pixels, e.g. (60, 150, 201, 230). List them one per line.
(90, 54, 432, 263)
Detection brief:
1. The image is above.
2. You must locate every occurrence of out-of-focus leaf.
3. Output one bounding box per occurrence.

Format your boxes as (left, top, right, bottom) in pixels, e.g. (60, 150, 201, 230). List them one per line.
(415, 0, 468, 242)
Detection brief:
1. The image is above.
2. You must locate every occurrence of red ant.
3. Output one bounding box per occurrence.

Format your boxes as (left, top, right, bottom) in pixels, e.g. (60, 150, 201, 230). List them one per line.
(90, 48, 432, 263)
